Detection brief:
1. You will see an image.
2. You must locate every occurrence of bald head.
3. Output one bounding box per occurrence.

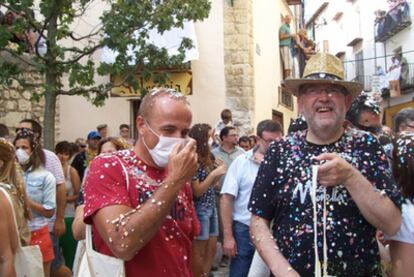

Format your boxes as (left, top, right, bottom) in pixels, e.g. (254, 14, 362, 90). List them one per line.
(138, 88, 189, 121)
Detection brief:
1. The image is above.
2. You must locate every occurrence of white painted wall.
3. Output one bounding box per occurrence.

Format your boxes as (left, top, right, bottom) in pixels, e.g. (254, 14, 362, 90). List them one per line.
(253, 0, 298, 133)
(186, 0, 226, 127)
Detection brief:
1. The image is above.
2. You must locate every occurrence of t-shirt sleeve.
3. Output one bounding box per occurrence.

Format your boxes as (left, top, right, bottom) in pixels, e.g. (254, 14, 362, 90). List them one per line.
(248, 141, 281, 221)
(44, 150, 65, 185)
(357, 134, 404, 211)
(83, 155, 131, 224)
(42, 173, 56, 210)
(220, 157, 240, 197)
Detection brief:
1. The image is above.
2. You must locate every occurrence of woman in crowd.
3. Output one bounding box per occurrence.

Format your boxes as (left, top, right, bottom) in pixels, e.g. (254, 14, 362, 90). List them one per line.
(0, 138, 30, 276)
(385, 132, 414, 276)
(189, 124, 227, 277)
(14, 128, 56, 277)
(0, 138, 31, 246)
(55, 141, 81, 270)
(72, 137, 129, 241)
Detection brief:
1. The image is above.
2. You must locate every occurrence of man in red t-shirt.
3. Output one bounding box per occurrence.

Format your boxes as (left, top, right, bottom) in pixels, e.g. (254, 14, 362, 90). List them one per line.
(83, 88, 199, 276)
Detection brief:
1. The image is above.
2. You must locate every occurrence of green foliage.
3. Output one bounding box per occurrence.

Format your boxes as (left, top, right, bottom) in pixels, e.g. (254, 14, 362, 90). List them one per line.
(0, 0, 211, 147)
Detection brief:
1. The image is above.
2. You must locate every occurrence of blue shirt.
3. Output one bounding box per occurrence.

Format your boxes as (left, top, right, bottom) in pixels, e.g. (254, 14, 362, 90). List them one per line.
(24, 166, 56, 231)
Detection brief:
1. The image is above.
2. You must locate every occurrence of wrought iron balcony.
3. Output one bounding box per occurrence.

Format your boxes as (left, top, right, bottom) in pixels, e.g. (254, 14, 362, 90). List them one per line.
(352, 63, 414, 95)
(352, 75, 372, 92)
(375, 2, 411, 42)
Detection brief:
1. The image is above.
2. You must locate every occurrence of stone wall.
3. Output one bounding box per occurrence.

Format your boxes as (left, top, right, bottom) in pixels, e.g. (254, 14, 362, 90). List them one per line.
(223, 0, 255, 136)
(0, 53, 59, 139)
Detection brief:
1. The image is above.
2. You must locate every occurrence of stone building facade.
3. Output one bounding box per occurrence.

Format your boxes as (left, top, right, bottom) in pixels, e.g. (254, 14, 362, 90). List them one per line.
(223, 0, 255, 135)
(0, 53, 60, 138)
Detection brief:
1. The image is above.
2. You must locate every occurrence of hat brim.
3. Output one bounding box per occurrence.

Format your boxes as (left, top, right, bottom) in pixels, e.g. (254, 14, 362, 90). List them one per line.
(283, 78, 363, 99)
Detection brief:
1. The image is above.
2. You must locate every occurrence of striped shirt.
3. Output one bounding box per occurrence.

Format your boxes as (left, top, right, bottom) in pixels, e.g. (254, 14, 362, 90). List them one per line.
(43, 149, 64, 231)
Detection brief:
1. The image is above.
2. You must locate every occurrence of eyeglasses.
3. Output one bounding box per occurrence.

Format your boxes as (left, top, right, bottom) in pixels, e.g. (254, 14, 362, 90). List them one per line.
(80, 144, 87, 148)
(302, 87, 346, 97)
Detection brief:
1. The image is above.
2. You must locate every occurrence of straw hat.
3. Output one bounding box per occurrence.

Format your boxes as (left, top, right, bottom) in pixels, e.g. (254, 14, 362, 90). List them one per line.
(283, 53, 363, 99)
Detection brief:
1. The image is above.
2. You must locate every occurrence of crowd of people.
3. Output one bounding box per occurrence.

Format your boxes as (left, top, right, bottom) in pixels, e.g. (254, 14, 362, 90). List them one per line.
(1, 53, 414, 277)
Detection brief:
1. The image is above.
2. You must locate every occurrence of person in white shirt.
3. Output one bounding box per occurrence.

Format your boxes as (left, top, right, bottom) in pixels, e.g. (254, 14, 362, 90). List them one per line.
(220, 120, 283, 277)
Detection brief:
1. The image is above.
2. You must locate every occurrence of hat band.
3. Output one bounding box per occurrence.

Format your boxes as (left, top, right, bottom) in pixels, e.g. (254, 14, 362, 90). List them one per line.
(304, 73, 344, 81)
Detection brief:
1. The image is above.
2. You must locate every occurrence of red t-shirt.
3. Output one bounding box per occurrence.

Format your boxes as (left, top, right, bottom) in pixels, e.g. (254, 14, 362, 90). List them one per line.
(84, 149, 200, 277)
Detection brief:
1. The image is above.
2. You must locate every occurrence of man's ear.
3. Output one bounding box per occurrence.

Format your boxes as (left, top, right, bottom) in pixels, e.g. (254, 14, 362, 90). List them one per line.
(136, 116, 146, 136)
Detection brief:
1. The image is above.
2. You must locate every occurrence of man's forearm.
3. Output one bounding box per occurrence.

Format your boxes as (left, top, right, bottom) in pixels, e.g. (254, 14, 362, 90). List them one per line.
(345, 170, 401, 236)
(93, 176, 188, 261)
(250, 215, 297, 277)
(220, 194, 234, 238)
(55, 183, 66, 220)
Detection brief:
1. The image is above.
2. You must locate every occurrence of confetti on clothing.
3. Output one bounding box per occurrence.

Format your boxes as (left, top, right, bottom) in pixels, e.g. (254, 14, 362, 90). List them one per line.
(249, 128, 403, 277)
(84, 149, 200, 277)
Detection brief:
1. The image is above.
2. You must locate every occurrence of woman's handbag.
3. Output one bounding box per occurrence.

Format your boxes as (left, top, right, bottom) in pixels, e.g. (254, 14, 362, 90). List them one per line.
(0, 186, 44, 277)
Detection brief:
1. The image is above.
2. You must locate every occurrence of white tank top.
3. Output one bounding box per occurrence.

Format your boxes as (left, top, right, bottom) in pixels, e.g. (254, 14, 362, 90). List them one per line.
(64, 165, 75, 217)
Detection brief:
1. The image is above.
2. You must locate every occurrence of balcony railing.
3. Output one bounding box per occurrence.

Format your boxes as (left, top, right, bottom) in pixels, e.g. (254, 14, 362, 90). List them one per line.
(375, 2, 411, 42)
(352, 75, 372, 92)
(352, 63, 414, 94)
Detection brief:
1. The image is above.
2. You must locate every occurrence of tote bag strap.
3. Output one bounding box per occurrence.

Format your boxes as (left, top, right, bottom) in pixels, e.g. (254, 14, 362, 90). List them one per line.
(0, 186, 22, 248)
(86, 154, 130, 251)
(114, 155, 130, 191)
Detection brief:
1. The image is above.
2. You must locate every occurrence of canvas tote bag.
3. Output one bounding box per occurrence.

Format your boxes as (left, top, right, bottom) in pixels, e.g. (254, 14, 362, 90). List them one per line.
(0, 186, 44, 277)
(74, 156, 128, 277)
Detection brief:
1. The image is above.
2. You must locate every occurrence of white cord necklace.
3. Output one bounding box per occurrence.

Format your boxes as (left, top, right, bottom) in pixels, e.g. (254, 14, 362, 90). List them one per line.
(312, 165, 329, 277)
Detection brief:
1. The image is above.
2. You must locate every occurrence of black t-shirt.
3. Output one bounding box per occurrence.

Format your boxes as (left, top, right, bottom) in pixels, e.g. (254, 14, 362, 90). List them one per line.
(71, 151, 87, 181)
(249, 129, 403, 277)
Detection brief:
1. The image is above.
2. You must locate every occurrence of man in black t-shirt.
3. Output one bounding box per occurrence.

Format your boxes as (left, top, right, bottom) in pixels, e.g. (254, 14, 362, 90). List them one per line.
(249, 53, 403, 277)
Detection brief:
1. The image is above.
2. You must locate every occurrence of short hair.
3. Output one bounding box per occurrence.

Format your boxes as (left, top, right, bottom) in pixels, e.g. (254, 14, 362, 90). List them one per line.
(256, 120, 283, 138)
(119, 124, 129, 130)
(20, 119, 42, 139)
(0, 123, 9, 138)
(138, 88, 188, 121)
(97, 137, 129, 154)
(238, 136, 250, 144)
(69, 142, 80, 156)
(394, 107, 414, 132)
(219, 126, 236, 141)
(96, 124, 108, 131)
(55, 141, 72, 155)
(221, 109, 232, 120)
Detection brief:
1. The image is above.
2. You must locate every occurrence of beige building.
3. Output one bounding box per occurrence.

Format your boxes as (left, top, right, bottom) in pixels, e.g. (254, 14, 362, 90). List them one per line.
(1, 0, 301, 141)
(304, 0, 414, 129)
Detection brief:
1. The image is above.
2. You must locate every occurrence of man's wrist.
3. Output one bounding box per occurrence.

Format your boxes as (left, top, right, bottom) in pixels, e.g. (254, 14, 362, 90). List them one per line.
(223, 230, 233, 239)
(343, 166, 360, 189)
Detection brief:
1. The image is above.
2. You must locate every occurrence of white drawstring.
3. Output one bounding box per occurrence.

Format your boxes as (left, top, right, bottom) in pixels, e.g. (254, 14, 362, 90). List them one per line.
(312, 165, 329, 277)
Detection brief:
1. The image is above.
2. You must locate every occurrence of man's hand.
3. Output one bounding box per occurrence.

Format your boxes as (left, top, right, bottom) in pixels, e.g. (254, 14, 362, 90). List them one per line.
(223, 235, 237, 258)
(54, 218, 66, 237)
(313, 153, 355, 187)
(167, 138, 198, 185)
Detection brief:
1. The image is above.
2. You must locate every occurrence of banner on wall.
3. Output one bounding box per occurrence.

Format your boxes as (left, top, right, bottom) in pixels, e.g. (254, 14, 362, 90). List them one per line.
(110, 71, 192, 97)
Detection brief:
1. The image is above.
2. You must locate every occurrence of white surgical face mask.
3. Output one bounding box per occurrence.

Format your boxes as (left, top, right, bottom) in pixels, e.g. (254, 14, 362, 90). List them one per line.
(143, 121, 185, 168)
(16, 148, 30, 165)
